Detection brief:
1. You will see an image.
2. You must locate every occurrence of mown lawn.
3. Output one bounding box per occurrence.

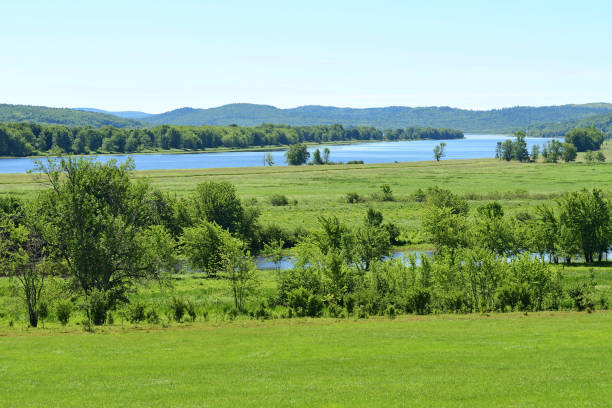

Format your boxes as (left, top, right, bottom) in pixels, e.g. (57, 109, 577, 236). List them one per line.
(0, 312, 610, 407)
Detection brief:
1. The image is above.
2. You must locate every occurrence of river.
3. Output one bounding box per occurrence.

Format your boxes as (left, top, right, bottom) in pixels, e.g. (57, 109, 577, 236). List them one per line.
(0, 134, 562, 173)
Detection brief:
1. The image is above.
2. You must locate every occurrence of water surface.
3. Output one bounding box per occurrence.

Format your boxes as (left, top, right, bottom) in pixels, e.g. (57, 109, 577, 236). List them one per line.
(0, 134, 561, 173)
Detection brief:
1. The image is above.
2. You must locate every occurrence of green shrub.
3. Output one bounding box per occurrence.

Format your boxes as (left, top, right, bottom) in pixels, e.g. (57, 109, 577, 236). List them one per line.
(567, 282, 595, 311)
(169, 296, 187, 322)
(408, 287, 431, 315)
(146, 307, 160, 324)
(127, 301, 146, 323)
(56, 300, 72, 326)
(346, 192, 364, 203)
(380, 184, 394, 201)
(37, 301, 49, 327)
(84, 289, 109, 325)
(270, 194, 289, 206)
(385, 304, 397, 319)
(306, 294, 324, 317)
(186, 300, 197, 322)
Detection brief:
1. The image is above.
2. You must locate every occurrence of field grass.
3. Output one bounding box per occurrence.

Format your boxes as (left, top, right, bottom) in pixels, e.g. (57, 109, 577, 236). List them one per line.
(0, 312, 610, 407)
(1, 155, 611, 233)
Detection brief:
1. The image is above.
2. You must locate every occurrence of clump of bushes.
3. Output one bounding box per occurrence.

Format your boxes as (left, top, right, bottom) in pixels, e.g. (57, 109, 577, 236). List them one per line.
(169, 296, 187, 322)
(270, 194, 289, 206)
(346, 192, 364, 203)
(56, 299, 72, 326)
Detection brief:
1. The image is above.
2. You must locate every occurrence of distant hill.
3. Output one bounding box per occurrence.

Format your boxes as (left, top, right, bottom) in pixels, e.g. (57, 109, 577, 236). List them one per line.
(526, 112, 612, 138)
(2, 102, 612, 133)
(74, 107, 154, 120)
(140, 103, 612, 133)
(0, 104, 143, 128)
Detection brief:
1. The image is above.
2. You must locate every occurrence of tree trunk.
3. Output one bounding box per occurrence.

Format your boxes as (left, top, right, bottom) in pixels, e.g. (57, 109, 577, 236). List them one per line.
(27, 303, 38, 327)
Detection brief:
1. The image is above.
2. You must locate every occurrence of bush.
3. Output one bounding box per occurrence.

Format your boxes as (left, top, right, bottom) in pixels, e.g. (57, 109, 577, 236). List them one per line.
(56, 299, 72, 326)
(385, 304, 397, 319)
(288, 287, 309, 317)
(346, 160, 364, 164)
(346, 192, 364, 204)
(146, 307, 160, 324)
(186, 300, 197, 322)
(408, 287, 431, 315)
(354, 305, 369, 319)
(37, 301, 49, 327)
(84, 289, 109, 325)
(270, 194, 289, 206)
(380, 184, 394, 201)
(252, 302, 270, 320)
(127, 302, 146, 323)
(307, 294, 324, 318)
(567, 282, 595, 311)
(169, 296, 187, 322)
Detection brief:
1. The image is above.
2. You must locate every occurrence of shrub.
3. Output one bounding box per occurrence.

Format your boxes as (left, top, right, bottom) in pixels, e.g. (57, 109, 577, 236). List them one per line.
(270, 194, 289, 206)
(252, 302, 270, 320)
(146, 307, 160, 324)
(385, 304, 397, 319)
(306, 294, 324, 318)
(567, 282, 595, 311)
(346, 160, 364, 164)
(288, 287, 310, 317)
(56, 300, 72, 326)
(127, 302, 146, 323)
(354, 305, 369, 319)
(186, 300, 197, 322)
(408, 287, 431, 315)
(327, 303, 344, 318)
(169, 296, 187, 322)
(84, 289, 109, 325)
(37, 301, 49, 327)
(380, 184, 394, 201)
(346, 192, 364, 204)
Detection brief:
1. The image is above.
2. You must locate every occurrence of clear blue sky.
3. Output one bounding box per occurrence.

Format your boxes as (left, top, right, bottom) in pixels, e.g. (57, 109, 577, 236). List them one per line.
(2, 0, 611, 113)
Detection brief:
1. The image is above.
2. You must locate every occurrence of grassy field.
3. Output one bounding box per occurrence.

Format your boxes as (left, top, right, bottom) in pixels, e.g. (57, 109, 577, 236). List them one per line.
(1, 312, 610, 407)
(1, 154, 611, 233)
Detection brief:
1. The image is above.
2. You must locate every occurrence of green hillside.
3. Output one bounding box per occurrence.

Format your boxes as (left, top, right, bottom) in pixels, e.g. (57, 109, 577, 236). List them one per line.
(141, 103, 612, 133)
(0, 104, 143, 128)
(526, 112, 612, 137)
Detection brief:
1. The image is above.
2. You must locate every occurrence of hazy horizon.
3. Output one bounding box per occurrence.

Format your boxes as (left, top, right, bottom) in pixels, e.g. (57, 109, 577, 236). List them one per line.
(2, 1, 611, 113)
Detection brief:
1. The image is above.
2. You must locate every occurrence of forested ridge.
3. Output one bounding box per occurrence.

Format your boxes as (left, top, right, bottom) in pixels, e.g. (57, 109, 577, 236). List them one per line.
(3, 102, 612, 134)
(526, 112, 612, 138)
(0, 104, 142, 128)
(0, 122, 463, 157)
(140, 103, 612, 133)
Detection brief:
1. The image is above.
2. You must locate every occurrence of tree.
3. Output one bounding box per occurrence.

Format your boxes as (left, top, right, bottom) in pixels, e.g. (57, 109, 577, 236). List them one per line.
(557, 189, 611, 262)
(565, 127, 605, 152)
(530, 144, 540, 162)
(323, 148, 331, 164)
(36, 156, 176, 324)
(264, 239, 285, 273)
(192, 181, 245, 234)
(181, 220, 227, 275)
(264, 152, 274, 166)
(221, 236, 259, 311)
(353, 225, 390, 270)
(0, 201, 51, 327)
(561, 143, 577, 162)
(312, 148, 324, 165)
(285, 143, 310, 165)
(433, 142, 446, 161)
(512, 131, 529, 162)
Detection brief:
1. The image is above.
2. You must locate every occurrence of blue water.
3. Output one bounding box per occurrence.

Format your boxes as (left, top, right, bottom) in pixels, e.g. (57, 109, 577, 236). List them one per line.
(0, 134, 562, 173)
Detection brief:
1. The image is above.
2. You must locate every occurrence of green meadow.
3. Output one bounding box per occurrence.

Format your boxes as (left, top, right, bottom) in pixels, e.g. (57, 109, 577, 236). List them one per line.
(1, 312, 610, 407)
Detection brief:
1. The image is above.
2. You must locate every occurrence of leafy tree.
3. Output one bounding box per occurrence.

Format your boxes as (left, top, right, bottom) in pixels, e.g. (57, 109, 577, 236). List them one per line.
(181, 220, 227, 275)
(561, 143, 577, 162)
(512, 131, 529, 162)
(433, 142, 446, 161)
(557, 189, 611, 262)
(285, 143, 310, 165)
(323, 147, 331, 164)
(36, 156, 176, 324)
(530, 144, 540, 162)
(192, 181, 247, 235)
(565, 127, 605, 152)
(353, 224, 390, 270)
(0, 201, 51, 327)
(312, 148, 324, 165)
(221, 236, 259, 311)
(264, 152, 274, 166)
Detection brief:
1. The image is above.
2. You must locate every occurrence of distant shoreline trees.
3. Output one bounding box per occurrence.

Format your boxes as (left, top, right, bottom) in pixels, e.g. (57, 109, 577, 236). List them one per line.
(0, 122, 463, 157)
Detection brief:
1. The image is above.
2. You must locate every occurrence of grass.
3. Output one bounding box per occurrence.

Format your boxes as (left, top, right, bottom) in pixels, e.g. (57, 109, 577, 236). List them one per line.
(1, 156, 611, 232)
(0, 312, 610, 407)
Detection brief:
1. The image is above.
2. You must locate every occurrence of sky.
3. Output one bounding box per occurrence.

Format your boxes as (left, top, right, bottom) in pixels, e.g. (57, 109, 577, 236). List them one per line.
(1, 0, 611, 113)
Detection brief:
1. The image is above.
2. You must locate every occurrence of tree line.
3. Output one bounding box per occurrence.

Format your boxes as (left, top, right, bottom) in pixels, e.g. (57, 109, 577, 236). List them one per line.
(0, 122, 463, 157)
(496, 128, 606, 163)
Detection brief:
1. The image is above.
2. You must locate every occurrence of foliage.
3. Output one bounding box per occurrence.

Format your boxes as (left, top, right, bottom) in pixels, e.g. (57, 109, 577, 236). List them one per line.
(564, 127, 605, 152)
(269, 194, 289, 206)
(285, 143, 310, 165)
(55, 299, 72, 326)
(433, 142, 446, 161)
